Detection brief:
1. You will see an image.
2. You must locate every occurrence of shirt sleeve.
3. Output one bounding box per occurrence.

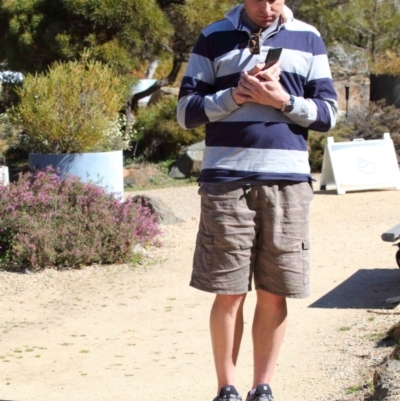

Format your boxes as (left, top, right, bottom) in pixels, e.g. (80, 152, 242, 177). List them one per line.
(176, 33, 241, 130)
(284, 37, 338, 132)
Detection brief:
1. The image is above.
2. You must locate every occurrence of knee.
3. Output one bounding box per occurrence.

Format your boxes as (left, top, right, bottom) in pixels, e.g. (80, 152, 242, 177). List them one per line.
(256, 290, 287, 310)
(214, 293, 246, 312)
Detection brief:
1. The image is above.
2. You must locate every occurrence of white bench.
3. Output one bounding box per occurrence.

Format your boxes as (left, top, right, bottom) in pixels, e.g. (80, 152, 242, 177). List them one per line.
(381, 224, 400, 242)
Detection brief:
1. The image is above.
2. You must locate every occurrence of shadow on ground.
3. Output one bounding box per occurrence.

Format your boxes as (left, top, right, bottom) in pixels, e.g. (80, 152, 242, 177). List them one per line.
(309, 268, 400, 309)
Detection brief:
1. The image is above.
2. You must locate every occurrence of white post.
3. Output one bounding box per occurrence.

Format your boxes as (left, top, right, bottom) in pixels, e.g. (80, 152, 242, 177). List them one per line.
(0, 165, 9, 186)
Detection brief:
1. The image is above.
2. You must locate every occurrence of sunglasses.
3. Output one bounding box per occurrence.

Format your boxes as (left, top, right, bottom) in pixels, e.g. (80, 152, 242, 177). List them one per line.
(248, 28, 262, 55)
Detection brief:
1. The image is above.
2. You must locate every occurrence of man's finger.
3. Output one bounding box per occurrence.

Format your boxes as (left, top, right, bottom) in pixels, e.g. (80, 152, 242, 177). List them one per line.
(247, 63, 264, 76)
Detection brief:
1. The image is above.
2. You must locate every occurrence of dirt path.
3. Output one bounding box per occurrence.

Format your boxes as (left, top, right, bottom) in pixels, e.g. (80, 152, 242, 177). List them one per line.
(1, 175, 400, 401)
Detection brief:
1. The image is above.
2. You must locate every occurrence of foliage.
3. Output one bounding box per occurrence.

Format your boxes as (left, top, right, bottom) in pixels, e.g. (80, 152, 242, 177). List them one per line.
(298, 0, 400, 66)
(308, 100, 400, 172)
(0, 167, 162, 272)
(0, 0, 173, 74)
(370, 51, 400, 75)
(0, 0, 235, 77)
(0, 112, 15, 156)
(339, 100, 400, 160)
(163, 0, 237, 62)
(11, 56, 131, 154)
(133, 97, 205, 162)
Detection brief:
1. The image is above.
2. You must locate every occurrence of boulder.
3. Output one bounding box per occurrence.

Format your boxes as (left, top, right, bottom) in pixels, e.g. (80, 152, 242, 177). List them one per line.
(169, 140, 205, 179)
(147, 87, 180, 107)
(132, 194, 184, 225)
(390, 344, 400, 360)
(373, 360, 400, 400)
(124, 164, 160, 188)
(390, 321, 400, 342)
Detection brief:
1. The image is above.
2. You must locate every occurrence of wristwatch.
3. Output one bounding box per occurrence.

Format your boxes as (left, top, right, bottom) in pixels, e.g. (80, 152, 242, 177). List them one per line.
(281, 95, 295, 114)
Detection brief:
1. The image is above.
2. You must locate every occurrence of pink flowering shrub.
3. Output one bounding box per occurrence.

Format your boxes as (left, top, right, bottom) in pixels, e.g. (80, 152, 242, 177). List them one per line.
(0, 167, 162, 271)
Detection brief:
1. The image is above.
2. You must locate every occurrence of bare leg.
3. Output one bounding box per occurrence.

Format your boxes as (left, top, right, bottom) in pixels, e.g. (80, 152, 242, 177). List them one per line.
(210, 293, 247, 392)
(252, 289, 287, 388)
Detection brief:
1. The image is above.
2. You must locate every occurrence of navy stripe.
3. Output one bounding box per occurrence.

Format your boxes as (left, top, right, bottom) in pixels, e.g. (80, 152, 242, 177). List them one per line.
(205, 122, 308, 151)
(215, 72, 241, 91)
(304, 78, 337, 101)
(185, 96, 209, 128)
(308, 100, 333, 132)
(280, 71, 307, 96)
(198, 169, 310, 183)
(193, 30, 249, 61)
(178, 77, 215, 100)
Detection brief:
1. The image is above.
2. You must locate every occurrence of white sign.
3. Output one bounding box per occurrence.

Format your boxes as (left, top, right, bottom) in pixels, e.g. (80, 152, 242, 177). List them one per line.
(320, 133, 400, 194)
(0, 165, 9, 186)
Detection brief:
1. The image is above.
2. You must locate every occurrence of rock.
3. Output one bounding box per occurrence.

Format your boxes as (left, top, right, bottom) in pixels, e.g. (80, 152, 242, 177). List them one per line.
(390, 344, 400, 360)
(147, 86, 180, 107)
(389, 321, 400, 342)
(132, 194, 184, 225)
(124, 164, 160, 188)
(373, 360, 400, 400)
(132, 244, 148, 257)
(168, 140, 205, 179)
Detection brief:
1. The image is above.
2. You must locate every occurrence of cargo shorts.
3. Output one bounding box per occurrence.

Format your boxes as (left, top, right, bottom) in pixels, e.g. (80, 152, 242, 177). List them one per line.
(190, 181, 313, 299)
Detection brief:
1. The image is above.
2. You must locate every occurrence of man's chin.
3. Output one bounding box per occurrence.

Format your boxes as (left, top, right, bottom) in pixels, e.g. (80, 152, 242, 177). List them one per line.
(257, 17, 278, 27)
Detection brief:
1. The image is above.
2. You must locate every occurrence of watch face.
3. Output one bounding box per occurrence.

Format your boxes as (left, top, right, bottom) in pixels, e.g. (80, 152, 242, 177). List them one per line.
(283, 95, 294, 113)
(284, 104, 294, 113)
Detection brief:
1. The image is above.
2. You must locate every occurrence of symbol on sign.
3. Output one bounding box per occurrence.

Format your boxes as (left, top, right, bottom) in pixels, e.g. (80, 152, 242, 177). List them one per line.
(357, 158, 375, 174)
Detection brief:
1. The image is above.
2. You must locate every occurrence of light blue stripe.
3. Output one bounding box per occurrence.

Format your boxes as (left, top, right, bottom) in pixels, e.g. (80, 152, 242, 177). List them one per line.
(280, 49, 311, 77)
(285, 19, 320, 36)
(287, 97, 318, 128)
(202, 147, 310, 174)
(177, 95, 192, 128)
(202, 17, 236, 37)
(206, 101, 289, 123)
(215, 50, 261, 77)
(204, 89, 241, 122)
(308, 54, 333, 80)
(183, 53, 215, 85)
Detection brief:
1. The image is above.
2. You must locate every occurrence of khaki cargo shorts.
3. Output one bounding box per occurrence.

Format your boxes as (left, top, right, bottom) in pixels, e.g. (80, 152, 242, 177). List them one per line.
(191, 181, 313, 299)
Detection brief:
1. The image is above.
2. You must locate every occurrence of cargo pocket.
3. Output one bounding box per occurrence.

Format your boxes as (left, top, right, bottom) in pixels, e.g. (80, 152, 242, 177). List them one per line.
(302, 239, 310, 285)
(193, 231, 214, 277)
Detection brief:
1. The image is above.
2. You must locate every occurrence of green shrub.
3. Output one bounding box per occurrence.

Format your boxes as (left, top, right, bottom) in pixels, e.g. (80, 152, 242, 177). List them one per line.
(0, 167, 162, 272)
(337, 101, 400, 164)
(370, 51, 400, 75)
(341, 101, 400, 141)
(133, 97, 205, 162)
(11, 55, 131, 154)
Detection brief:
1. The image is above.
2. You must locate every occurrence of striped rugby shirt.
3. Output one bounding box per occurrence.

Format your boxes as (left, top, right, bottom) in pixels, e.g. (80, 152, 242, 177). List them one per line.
(177, 4, 338, 183)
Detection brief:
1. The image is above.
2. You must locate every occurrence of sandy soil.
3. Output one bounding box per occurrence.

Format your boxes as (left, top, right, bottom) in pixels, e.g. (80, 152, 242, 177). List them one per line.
(1, 174, 400, 401)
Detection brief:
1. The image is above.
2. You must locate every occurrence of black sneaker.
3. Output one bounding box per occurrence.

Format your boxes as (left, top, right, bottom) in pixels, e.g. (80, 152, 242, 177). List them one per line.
(245, 384, 274, 401)
(213, 385, 242, 401)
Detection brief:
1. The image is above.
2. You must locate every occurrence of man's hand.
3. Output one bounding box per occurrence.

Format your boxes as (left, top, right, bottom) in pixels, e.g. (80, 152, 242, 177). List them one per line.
(231, 61, 289, 109)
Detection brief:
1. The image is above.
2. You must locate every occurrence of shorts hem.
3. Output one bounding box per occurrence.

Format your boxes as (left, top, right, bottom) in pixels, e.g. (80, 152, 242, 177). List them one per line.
(190, 281, 250, 295)
(255, 285, 310, 299)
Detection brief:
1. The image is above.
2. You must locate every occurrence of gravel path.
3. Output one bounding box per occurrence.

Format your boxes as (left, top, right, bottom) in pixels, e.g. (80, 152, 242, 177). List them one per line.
(1, 175, 400, 401)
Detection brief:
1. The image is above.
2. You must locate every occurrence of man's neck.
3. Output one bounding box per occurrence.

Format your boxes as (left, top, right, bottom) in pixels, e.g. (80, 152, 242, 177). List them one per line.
(241, 9, 262, 32)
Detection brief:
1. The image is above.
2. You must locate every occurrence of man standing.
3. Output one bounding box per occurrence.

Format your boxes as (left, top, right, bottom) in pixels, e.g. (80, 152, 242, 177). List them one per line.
(177, 1, 337, 400)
